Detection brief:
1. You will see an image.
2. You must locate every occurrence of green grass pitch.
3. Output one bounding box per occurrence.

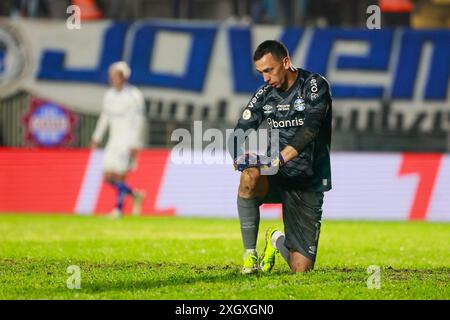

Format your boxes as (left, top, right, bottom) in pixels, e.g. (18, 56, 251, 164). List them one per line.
(0, 214, 448, 299)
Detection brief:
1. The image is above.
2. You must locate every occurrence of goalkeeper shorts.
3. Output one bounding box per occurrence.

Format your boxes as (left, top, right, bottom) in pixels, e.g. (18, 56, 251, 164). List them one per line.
(261, 175, 324, 262)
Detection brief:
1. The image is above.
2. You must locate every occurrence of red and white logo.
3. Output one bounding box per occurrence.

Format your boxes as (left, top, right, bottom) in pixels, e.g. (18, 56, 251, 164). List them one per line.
(22, 98, 77, 147)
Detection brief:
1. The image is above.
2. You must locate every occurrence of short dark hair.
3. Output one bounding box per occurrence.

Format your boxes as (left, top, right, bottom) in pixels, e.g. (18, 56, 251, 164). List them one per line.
(253, 40, 288, 61)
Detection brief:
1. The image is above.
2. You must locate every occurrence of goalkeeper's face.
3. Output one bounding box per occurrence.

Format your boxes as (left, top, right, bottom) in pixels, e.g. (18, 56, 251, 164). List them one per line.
(254, 53, 291, 91)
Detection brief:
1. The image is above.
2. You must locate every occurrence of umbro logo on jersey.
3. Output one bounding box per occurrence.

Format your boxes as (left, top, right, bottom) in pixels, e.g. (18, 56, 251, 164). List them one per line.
(263, 105, 273, 113)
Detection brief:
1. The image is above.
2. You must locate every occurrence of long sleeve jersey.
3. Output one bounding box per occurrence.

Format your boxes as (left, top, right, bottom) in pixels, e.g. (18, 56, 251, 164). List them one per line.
(228, 68, 332, 192)
(92, 85, 145, 150)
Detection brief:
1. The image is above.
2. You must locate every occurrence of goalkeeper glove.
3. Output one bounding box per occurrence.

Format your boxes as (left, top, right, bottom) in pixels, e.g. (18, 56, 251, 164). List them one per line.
(234, 153, 285, 172)
(233, 153, 263, 171)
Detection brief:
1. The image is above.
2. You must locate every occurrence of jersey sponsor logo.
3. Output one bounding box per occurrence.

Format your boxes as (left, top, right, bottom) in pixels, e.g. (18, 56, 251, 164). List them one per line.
(242, 109, 251, 120)
(276, 104, 290, 111)
(267, 117, 304, 128)
(247, 86, 269, 108)
(310, 78, 319, 100)
(294, 97, 305, 111)
(263, 104, 273, 114)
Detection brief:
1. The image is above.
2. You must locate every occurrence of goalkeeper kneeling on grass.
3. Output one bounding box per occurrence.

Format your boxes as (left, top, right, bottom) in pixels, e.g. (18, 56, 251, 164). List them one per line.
(228, 40, 333, 274)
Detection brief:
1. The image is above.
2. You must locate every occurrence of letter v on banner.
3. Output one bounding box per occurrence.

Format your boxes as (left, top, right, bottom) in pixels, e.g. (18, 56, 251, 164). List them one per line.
(398, 153, 443, 220)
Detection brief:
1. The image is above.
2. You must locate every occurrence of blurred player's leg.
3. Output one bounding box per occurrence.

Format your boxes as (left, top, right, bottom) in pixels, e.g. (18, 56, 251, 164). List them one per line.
(131, 190, 146, 216)
(104, 172, 130, 217)
(104, 173, 146, 217)
(102, 147, 147, 216)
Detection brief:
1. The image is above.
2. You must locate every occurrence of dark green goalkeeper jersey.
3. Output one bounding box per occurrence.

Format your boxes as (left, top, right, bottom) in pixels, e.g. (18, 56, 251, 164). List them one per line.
(229, 68, 332, 192)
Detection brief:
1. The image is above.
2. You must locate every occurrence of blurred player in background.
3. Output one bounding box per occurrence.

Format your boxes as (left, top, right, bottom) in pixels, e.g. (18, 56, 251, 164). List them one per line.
(91, 61, 146, 218)
(229, 40, 332, 274)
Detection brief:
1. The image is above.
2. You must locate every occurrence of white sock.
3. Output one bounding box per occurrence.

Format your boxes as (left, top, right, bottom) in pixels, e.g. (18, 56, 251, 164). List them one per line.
(270, 230, 284, 249)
